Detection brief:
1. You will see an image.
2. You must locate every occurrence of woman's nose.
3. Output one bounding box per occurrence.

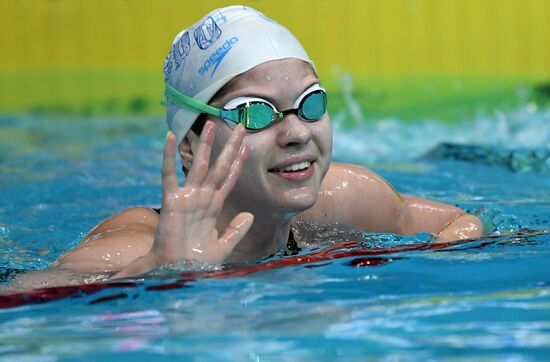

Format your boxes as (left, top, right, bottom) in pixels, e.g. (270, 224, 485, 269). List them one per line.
(275, 113, 312, 148)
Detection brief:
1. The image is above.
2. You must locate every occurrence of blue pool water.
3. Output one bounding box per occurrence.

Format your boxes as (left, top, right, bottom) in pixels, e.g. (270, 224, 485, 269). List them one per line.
(0, 102, 549, 361)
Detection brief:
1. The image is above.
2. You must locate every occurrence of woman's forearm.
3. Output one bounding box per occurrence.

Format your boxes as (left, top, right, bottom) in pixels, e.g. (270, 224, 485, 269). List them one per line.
(1, 268, 108, 295)
(436, 213, 484, 242)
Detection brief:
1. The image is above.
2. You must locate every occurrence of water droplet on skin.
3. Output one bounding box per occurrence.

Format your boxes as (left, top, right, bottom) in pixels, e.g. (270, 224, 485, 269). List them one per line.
(278, 71, 289, 80)
(334, 180, 349, 191)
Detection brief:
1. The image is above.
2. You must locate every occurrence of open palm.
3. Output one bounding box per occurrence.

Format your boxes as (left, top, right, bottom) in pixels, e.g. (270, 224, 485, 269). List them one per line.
(113, 121, 253, 278)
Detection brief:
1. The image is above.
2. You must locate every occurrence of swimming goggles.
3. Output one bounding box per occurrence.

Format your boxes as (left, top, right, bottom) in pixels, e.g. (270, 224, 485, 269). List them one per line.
(164, 83, 327, 131)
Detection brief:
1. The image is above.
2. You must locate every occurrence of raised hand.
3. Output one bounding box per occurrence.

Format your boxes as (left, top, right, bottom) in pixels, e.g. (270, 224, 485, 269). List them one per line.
(113, 121, 253, 278)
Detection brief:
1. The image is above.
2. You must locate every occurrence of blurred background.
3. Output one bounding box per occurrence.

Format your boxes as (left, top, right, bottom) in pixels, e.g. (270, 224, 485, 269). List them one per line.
(1, 0, 549, 123)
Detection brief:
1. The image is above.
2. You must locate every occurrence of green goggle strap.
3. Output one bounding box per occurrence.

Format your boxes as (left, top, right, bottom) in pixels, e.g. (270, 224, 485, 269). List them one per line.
(163, 83, 221, 119)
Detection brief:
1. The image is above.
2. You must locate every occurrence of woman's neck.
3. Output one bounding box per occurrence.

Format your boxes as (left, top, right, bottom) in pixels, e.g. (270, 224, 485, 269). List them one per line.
(217, 205, 294, 264)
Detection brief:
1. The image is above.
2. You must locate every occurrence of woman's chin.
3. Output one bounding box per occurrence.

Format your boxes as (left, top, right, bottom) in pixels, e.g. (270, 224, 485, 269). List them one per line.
(230, 179, 320, 216)
(275, 189, 318, 212)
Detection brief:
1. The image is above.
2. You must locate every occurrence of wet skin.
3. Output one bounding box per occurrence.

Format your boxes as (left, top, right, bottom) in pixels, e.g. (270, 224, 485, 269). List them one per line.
(179, 59, 333, 263)
(3, 59, 483, 290)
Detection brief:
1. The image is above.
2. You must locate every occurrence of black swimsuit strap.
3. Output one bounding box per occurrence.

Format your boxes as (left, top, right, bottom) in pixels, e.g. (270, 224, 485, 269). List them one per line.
(151, 207, 301, 254)
(286, 228, 301, 254)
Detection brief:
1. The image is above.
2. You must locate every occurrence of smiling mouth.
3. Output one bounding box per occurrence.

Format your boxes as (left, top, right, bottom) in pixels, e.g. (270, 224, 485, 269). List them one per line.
(269, 161, 312, 173)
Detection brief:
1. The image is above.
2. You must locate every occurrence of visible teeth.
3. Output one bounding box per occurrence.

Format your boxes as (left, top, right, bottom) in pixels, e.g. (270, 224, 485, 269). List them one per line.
(278, 161, 311, 172)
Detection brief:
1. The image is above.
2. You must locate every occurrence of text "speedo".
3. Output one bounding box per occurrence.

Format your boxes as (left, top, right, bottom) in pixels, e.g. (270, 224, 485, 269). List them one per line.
(198, 37, 239, 77)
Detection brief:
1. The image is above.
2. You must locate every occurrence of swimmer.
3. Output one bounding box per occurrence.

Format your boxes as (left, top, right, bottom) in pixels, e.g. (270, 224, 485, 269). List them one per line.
(5, 6, 483, 291)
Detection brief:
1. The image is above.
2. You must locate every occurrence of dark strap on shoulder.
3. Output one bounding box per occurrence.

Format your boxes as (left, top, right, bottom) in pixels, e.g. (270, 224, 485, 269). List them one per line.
(286, 228, 301, 255)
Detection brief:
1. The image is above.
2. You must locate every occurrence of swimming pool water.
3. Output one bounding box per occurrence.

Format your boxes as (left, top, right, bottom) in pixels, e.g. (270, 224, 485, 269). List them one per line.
(0, 104, 549, 361)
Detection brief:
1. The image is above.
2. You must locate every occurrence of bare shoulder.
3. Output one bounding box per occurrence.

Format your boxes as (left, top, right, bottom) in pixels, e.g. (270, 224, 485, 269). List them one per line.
(323, 163, 397, 189)
(86, 206, 160, 236)
(52, 207, 160, 273)
(296, 162, 404, 233)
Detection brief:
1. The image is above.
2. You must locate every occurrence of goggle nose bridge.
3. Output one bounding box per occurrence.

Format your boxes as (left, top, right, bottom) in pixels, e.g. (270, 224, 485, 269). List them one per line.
(276, 108, 301, 121)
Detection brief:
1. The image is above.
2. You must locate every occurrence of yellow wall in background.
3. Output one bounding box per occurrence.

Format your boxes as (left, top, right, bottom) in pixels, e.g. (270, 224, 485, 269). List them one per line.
(0, 0, 549, 117)
(1, 0, 549, 75)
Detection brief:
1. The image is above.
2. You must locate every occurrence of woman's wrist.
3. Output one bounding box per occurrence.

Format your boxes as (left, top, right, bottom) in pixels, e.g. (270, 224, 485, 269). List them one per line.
(110, 253, 161, 280)
(110, 251, 222, 280)
(143, 258, 221, 278)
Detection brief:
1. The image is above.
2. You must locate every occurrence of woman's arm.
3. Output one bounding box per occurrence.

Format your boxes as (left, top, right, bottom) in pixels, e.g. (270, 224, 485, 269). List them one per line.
(1, 207, 158, 293)
(3, 122, 253, 293)
(399, 195, 484, 241)
(299, 163, 483, 240)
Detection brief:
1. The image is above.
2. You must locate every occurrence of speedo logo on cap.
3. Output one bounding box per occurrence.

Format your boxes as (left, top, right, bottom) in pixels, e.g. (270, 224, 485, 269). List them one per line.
(198, 37, 239, 78)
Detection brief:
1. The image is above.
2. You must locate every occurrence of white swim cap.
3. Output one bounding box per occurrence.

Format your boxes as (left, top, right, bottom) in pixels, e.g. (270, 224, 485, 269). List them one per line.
(163, 5, 314, 145)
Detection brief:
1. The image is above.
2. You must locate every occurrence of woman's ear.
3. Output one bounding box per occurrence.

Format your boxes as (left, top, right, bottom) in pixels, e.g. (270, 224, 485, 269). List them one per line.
(179, 132, 199, 171)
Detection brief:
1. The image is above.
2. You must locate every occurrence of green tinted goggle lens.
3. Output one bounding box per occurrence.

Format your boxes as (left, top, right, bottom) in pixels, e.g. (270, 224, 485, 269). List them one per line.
(299, 91, 327, 120)
(221, 90, 327, 130)
(232, 102, 276, 129)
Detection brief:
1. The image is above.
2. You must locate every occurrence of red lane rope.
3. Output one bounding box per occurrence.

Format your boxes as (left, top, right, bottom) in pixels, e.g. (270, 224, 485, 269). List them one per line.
(1, 230, 545, 309)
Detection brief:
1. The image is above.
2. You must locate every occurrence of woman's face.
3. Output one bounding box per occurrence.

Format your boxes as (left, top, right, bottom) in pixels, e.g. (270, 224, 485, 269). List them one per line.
(196, 58, 332, 218)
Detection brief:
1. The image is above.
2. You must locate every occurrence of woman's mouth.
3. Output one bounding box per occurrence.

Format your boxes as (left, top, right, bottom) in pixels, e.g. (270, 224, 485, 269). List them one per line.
(269, 161, 314, 181)
(273, 161, 311, 172)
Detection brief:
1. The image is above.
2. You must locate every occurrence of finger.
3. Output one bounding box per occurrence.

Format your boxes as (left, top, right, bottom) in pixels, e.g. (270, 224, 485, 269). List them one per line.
(186, 121, 216, 187)
(205, 124, 246, 187)
(218, 212, 254, 254)
(161, 131, 178, 194)
(220, 143, 248, 198)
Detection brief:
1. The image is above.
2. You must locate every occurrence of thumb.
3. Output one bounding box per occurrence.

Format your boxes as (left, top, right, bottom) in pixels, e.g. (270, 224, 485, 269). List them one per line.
(218, 212, 254, 254)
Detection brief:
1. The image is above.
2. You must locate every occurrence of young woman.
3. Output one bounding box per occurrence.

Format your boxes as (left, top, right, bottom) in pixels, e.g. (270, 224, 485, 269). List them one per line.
(6, 6, 483, 290)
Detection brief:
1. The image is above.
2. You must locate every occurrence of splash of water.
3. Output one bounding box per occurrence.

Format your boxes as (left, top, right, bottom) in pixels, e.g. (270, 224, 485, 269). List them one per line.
(331, 78, 550, 164)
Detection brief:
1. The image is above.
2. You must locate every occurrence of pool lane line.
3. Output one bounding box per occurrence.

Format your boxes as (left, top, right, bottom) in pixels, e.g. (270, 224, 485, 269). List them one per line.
(0, 229, 548, 309)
